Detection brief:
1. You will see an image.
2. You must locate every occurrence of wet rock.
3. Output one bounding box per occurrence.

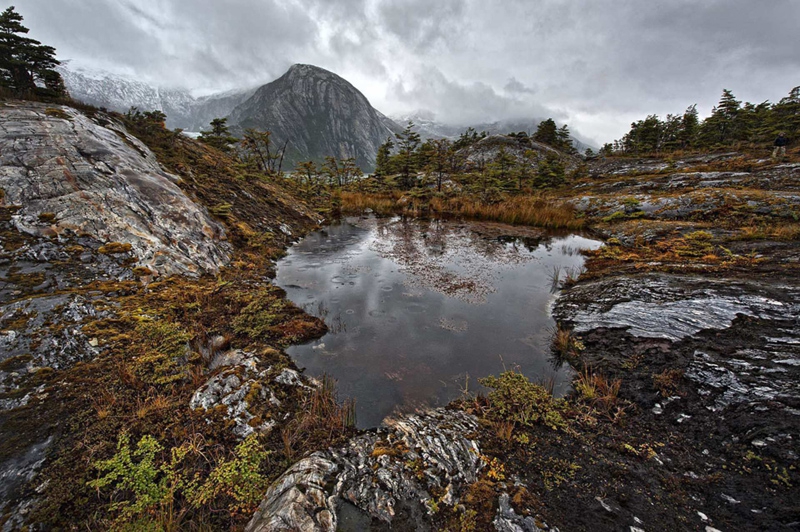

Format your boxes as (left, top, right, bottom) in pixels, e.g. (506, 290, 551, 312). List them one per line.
(554, 273, 795, 342)
(246, 409, 482, 531)
(245, 455, 339, 532)
(0, 294, 106, 389)
(0, 101, 230, 276)
(493, 493, 551, 531)
(0, 436, 52, 530)
(190, 350, 279, 438)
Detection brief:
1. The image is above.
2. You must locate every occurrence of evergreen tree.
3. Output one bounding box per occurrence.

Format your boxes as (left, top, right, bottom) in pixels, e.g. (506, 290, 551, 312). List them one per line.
(395, 121, 421, 189)
(699, 89, 742, 146)
(374, 137, 394, 177)
(533, 119, 558, 145)
(453, 127, 485, 150)
(678, 105, 699, 149)
(199, 118, 238, 153)
(488, 147, 517, 192)
(0, 6, 65, 97)
(534, 153, 566, 188)
(556, 124, 576, 153)
(769, 86, 800, 141)
(423, 138, 452, 192)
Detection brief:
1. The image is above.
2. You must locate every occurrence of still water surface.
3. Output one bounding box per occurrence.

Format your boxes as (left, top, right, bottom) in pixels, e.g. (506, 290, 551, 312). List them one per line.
(276, 216, 601, 428)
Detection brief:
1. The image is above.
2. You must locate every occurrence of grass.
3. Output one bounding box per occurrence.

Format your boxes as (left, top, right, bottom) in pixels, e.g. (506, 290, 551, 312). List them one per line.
(574, 370, 622, 419)
(280, 375, 356, 461)
(340, 191, 584, 230)
(735, 223, 800, 241)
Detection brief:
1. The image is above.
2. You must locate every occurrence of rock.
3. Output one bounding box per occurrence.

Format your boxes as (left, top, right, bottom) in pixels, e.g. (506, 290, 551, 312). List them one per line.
(0, 102, 230, 276)
(554, 273, 794, 342)
(190, 350, 279, 438)
(493, 493, 549, 532)
(246, 409, 483, 531)
(227, 64, 397, 172)
(245, 455, 339, 532)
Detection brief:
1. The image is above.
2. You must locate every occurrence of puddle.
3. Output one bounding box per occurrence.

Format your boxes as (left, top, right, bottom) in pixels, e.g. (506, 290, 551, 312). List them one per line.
(276, 216, 602, 428)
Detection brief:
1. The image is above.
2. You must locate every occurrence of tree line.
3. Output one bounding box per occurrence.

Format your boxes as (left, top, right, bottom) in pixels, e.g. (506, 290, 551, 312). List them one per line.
(607, 87, 800, 156)
(366, 119, 579, 197)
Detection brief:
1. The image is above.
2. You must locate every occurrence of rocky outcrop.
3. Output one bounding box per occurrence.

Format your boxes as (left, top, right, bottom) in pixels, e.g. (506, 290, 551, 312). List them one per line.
(246, 409, 483, 532)
(459, 135, 582, 173)
(227, 64, 397, 172)
(0, 101, 230, 277)
(554, 274, 792, 342)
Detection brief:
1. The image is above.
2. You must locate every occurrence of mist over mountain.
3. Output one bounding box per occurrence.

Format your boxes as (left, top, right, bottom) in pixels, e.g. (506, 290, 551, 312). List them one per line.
(57, 63, 255, 131)
(392, 110, 598, 152)
(58, 62, 596, 170)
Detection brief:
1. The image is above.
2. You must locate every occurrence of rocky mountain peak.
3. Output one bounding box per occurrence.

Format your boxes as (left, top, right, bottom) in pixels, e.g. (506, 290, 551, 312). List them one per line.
(226, 64, 396, 171)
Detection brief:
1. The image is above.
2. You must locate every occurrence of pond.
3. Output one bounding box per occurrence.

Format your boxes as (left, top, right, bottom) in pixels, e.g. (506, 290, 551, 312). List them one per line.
(275, 216, 602, 428)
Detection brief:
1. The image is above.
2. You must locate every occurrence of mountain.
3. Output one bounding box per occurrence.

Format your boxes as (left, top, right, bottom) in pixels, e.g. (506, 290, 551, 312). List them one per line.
(226, 64, 397, 171)
(392, 111, 598, 153)
(57, 63, 255, 131)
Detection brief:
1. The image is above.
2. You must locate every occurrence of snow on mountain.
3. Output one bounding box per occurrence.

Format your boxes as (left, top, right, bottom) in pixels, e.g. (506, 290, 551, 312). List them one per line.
(57, 63, 254, 131)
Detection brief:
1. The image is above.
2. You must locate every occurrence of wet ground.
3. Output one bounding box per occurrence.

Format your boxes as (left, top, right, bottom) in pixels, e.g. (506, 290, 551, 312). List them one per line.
(276, 216, 601, 428)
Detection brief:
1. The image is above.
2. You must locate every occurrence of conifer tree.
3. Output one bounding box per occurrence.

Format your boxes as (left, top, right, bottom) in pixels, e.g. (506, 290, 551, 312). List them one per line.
(374, 137, 394, 177)
(199, 118, 238, 153)
(0, 6, 65, 97)
(533, 119, 558, 145)
(395, 122, 421, 189)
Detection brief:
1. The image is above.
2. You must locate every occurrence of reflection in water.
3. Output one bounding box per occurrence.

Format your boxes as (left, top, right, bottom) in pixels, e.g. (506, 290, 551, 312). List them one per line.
(275, 216, 602, 428)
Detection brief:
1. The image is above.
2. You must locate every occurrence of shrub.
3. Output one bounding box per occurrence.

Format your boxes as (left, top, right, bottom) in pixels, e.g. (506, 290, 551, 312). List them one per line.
(88, 433, 189, 530)
(187, 435, 271, 516)
(479, 371, 567, 431)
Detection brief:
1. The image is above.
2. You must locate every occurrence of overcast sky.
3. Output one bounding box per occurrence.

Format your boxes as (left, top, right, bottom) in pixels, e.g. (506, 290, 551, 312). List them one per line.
(21, 0, 800, 144)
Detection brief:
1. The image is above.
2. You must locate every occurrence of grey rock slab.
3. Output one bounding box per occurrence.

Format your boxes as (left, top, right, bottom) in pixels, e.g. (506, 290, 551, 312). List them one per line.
(554, 273, 795, 342)
(246, 409, 483, 532)
(0, 102, 230, 276)
(190, 350, 279, 438)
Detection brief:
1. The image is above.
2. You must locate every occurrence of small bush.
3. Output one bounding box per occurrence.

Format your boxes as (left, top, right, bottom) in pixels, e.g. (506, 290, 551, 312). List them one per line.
(88, 433, 189, 530)
(187, 435, 271, 516)
(480, 371, 567, 431)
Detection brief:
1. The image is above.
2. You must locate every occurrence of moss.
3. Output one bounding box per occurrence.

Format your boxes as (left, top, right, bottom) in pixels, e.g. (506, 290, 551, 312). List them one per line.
(132, 319, 192, 385)
(37, 212, 56, 224)
(0, 353, 34, 371)
(210, 203, 233, 218)
(131, 266, 154, 277)
(44, 108, 71, 120)
(98, 242, 133, 254)
(6, 267, 45, 288)
(231, 289, 287, 338)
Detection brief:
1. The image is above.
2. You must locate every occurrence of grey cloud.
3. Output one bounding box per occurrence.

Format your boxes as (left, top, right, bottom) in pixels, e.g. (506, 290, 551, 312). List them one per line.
(19, 0, 800, 143)
(376, 0, 466, 50)
(390, 66, 558, 126)
(504, 78, 537, 95)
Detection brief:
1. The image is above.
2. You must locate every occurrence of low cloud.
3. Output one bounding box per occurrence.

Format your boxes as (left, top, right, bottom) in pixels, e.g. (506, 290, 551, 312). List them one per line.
(21, 0, 800, 144)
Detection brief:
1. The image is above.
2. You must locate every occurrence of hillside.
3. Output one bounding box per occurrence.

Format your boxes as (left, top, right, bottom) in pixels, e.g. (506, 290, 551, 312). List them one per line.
(0, 100, 331, 529)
